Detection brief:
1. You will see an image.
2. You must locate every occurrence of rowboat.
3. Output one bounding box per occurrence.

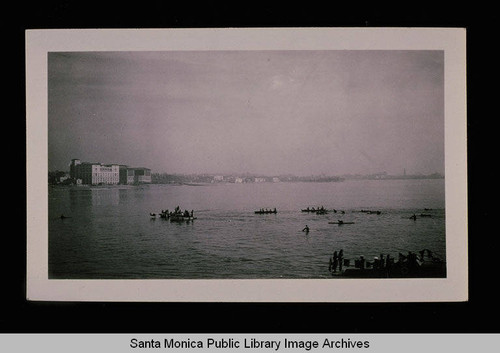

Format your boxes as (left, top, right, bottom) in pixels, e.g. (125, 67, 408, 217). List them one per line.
(301, 208, 327, 213)
(170, 215, 197, 222)
(254, 210, 277, 214)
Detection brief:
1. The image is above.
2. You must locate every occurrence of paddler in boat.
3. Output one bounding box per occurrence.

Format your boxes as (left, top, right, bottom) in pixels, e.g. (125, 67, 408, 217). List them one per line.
(302, 225, 310, 233)
(337, 219, 344, 225)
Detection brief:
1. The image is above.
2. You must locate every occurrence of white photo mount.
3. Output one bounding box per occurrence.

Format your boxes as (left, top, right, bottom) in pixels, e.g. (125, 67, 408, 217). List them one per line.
(26, 28, 467, 302)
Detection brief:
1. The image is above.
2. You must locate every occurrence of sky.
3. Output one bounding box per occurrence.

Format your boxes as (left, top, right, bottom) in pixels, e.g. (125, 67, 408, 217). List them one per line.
(48, 50, 444, 176)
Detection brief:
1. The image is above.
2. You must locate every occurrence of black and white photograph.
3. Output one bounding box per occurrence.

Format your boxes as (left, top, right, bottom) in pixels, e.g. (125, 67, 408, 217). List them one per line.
(26, 28, 467, 302)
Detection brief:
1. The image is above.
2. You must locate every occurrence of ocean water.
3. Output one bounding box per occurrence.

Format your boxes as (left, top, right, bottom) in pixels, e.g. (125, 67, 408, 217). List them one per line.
(48, 179, 445, 279)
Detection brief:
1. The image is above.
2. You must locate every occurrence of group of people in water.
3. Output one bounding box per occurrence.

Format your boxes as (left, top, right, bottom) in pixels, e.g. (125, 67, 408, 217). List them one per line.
(353, 253, 395, 271)
(328, 251, 396, 274)
(330, 248, 437, 275)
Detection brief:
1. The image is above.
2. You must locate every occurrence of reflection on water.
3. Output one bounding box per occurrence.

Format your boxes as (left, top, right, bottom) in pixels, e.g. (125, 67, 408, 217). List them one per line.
(49, 180, 446, 279)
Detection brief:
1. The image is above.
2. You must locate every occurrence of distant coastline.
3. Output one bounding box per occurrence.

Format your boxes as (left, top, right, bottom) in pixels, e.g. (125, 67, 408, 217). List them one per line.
(49, 170, 444, 186)
(340, 172, 444, 181)
(149, 172, 443, 185)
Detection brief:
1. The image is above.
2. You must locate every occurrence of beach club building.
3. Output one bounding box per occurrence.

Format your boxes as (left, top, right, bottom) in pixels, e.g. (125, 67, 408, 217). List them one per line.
(70, 159, 151, 185)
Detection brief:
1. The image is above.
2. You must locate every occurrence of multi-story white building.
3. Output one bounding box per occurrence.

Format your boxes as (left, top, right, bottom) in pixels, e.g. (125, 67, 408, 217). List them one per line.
(70, 159, 150, 185)
(70, 159, 119, 185)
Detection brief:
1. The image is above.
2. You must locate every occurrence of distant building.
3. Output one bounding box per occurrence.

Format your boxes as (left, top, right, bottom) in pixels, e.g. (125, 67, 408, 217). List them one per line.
(69, 159, 151, 185)
(272, 177, 280, 183)
(69, 159, 119, 185)
(213, 175, 224, 182)
(119, 165, 128, 185)
(127, 167, 152, 184)
(234, 177, 244, 183)
(48, 171, 70, 185)
(59, 174, 70, 183)
(254, 177, 266, 183)
(69, 159, 81, 180)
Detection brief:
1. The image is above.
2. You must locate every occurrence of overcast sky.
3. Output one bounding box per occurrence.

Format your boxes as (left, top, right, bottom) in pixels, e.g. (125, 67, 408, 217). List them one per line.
(48, 50, 444, 176)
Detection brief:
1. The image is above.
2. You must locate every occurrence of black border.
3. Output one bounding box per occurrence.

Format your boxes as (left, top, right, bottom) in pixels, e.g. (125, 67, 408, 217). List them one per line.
(10, 1, 495, 334)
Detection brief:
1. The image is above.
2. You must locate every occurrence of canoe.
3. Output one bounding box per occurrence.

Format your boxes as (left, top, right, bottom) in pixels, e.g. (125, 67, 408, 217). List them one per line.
(328, 221, 354, 225)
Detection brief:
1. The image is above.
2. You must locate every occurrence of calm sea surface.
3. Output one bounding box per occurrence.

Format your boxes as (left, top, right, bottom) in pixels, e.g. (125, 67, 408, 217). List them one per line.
(48, 179, 445, 279)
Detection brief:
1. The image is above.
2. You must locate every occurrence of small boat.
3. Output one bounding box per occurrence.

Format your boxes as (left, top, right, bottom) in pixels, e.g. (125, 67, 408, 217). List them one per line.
(328, 221, 354, 225)
(254, 209, 277, 214)
(359, 210, 381, 215)
(302, 207, 327, 213)
(170, 215, 197, 222)
(301, 208, 318, 212)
